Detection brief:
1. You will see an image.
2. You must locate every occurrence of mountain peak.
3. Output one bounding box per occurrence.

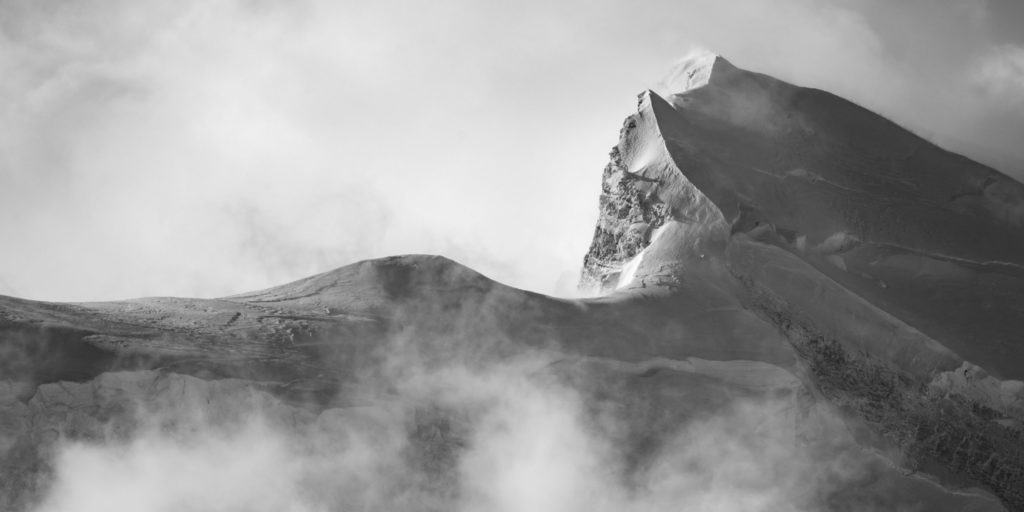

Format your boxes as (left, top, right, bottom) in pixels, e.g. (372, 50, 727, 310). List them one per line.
(655, 50, 736, 95)
(578, 55, 1024, 508)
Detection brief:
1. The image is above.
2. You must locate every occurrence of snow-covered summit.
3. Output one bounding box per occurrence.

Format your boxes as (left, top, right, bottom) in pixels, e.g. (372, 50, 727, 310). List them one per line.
(582, 53, 1024, 508)
(655, 50, 737, 95)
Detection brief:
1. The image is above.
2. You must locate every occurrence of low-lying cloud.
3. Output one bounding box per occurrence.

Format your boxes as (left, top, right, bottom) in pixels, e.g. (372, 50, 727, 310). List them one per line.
(21, 348, 922, 512)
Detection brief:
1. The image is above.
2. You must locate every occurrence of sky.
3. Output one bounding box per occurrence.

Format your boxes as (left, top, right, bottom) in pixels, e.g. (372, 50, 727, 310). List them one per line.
(1, 0, 1023, 301)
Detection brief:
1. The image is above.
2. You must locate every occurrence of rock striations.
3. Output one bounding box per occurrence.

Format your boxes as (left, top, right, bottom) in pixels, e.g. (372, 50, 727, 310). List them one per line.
(2, 52, 1023, 511)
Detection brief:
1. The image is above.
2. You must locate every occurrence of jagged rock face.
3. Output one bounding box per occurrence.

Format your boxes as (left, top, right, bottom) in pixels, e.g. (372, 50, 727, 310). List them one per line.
(581, 88, 730, 292)
(2, 55, 1023, 511)
(581, 52, 1024, 509)
(580, 123, 670, 291)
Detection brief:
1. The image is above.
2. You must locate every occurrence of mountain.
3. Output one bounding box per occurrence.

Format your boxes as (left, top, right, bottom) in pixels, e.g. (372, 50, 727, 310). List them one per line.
(3, 53, 1023, 511)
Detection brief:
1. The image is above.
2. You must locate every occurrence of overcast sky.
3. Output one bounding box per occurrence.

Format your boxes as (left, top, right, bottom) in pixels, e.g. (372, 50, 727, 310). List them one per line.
(2, 0, 1023, 301)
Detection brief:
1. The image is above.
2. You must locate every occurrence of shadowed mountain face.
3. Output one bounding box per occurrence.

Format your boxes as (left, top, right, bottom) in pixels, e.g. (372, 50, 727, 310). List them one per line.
(3, 54, 1024, 511)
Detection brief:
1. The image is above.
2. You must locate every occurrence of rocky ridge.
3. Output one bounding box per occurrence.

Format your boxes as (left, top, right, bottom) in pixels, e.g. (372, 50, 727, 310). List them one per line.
(581, 52, 1024, 508)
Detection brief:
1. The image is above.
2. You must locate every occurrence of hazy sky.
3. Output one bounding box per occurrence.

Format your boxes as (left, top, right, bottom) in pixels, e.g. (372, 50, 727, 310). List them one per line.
(2, 0, 1023, 301)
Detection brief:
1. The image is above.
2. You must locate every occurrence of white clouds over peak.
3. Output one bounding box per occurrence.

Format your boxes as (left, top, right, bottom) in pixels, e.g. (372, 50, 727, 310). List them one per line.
(974, 44, 1024, 104)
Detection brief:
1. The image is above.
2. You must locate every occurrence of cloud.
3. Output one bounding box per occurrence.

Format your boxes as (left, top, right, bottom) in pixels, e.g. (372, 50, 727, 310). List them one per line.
(0, 0, 615, 300)
(0, 0, 1022, 301)
(21, 347, 913, 512)
(974, 44, 1024, 104)
(34, 422, 321, 512)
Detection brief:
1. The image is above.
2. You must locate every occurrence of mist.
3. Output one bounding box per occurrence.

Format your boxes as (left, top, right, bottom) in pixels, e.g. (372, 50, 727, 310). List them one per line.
(26, 349, 896, 512)
(2, 0, 1023, 301)
(4, 261, 1001, 511)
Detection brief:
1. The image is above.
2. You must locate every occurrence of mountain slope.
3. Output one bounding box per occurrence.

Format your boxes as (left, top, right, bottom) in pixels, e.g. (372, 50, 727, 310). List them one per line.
(582, 51, 1024, 509)
(3, 254, 1010, 510)
(3, 53, 1023, 511)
